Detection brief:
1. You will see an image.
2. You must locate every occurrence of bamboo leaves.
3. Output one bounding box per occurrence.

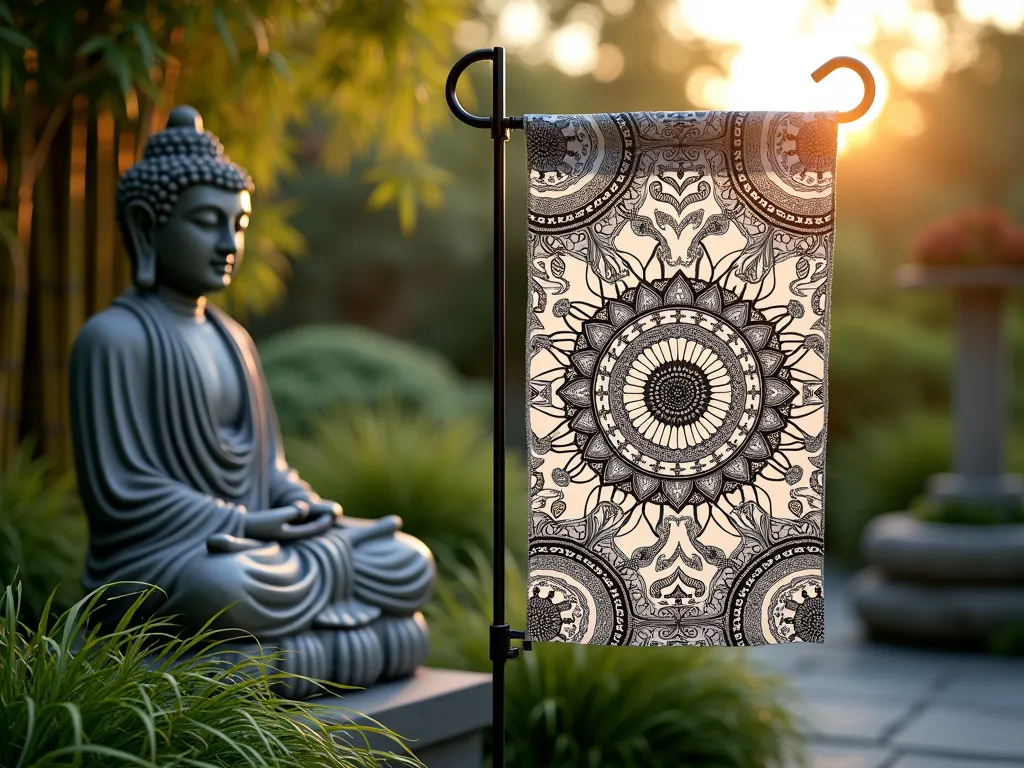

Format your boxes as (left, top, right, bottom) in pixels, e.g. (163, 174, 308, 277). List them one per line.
(102, 44, 132, 96)
(212, 8, 239, 63)
(0, 0, 469, 460)
(0, 26, 32, 50)
(129, 21, 161, 72)
(364, 160, 452, 234)
(0, 6, 32, 109)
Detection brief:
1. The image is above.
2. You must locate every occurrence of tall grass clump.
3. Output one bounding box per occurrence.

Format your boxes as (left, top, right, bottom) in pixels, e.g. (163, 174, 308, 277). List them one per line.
(0, 442, 86, 623)
(0, 582, 417, 767)
(428, 549, 802, 768)
(285, 407, 528, 567)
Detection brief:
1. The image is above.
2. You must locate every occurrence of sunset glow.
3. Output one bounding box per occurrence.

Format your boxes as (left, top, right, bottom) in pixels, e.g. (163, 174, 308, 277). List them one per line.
(459, 0, 1024, 151)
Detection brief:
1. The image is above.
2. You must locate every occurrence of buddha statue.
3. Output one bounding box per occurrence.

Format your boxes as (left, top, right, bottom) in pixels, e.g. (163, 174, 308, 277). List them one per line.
(69, 106, 435, 695)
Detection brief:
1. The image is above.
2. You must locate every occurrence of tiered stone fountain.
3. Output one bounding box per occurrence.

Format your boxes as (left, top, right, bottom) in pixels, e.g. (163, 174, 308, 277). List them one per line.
(852, 254, 1024, 647)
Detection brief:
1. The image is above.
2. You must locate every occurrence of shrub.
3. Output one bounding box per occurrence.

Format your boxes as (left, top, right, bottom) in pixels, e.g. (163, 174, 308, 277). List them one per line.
(284, 407, 528, 568)
(826, 307, 949, 439)
(827, 409, 1024, 562)
(427, 549, 802, 768)
(0, 443, 86, 623)
(259, 325, 490, 438)
(0, 582, 417, 767)
(910, 495, 1024, 525)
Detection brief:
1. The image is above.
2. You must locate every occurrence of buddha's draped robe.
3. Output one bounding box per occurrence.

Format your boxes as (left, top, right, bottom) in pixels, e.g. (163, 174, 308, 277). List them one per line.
(70, 288, 433, 638)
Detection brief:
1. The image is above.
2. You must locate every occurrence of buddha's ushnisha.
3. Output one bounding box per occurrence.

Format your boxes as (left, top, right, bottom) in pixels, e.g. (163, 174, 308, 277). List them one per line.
(70, 106, 435, 694)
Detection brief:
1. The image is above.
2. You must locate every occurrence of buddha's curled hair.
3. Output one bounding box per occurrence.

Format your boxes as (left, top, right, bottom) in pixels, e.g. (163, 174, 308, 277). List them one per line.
(115, 105, 254, 229)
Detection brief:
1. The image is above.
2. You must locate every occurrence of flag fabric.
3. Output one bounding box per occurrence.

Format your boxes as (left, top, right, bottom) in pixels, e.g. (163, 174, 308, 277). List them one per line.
(525, 111, 836, 647)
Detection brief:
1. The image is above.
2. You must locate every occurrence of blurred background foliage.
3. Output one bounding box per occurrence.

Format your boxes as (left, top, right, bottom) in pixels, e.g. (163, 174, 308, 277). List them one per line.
(3, 0, 1024, 764)
(260, 324, 491, 436)
(0, 443, 84, 624)
(0, 0, 465, 467)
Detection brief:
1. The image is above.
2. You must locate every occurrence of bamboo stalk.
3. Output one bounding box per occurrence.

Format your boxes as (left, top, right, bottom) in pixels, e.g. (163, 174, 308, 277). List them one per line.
(58, 94, 89, 471)
(114, 121, 136, 290)
(0, 104, 10, 460)
(33, 134, 61, 463)
(1, 98, 35, 462)
(91, 107, 116, 312)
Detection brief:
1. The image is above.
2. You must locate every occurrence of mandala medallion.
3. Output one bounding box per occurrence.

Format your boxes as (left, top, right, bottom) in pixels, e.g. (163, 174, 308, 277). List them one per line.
(724, 538, 825, 646)
(526, 113, 640, 234)
(528, 539, 633, 645)
(770, 574, 824, 643)
(726, 111, 837, 235)
(557, 271, 795, 508)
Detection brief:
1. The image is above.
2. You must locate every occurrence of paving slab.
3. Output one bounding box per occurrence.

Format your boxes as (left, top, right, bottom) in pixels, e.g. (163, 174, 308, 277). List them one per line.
(799, 743, 891, 768)
(317, 667, 491, 767)
(777, 564, 1024, 767)
(812, 644, 962, 680)
(796, 692, 916, 743)
(892, 706, 1024, 761)
(891, 755, 1024, 768)
(933, 673, 1024, 714)
(793, 671, 937, 705)
(955, 656, 1024, 681)
(746, 643, 829, 675)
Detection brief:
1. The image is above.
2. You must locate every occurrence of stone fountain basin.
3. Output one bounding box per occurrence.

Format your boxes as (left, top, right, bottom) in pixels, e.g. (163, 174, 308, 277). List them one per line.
(851, 568, 1024, 647)
(862, 512, 1024, 585)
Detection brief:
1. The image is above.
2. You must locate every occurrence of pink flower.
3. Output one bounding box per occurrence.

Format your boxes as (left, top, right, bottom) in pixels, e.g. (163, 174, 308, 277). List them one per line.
(914, 208, 1024, 266)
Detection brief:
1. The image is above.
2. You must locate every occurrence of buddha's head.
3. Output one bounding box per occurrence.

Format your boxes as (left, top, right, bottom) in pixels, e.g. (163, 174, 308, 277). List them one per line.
(116, 106, 254, 296)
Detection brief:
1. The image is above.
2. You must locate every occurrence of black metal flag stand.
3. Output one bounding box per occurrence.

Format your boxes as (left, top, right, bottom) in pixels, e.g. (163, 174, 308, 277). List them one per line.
(443, 47, 875, 768)
(444, 47, 528, 768)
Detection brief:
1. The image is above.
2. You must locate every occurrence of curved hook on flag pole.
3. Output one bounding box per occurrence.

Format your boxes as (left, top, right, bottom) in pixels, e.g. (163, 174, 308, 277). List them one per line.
(812, 56, 876, 123)
(446, 49, 878, 127)
(445, 48, 495, 130)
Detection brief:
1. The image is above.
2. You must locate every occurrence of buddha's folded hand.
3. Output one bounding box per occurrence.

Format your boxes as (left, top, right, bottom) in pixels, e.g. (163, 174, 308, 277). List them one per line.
(243, 502, 335, 541)
(306, 500, 343, 522)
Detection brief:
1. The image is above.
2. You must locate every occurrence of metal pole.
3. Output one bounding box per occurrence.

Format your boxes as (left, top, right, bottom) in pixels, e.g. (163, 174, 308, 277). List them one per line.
(491, 46, 509, 768)
(444, 46, 514, 768)
(446, 47, 529, 768)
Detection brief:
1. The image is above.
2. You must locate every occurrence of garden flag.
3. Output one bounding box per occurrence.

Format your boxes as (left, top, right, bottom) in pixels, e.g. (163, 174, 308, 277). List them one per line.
(525, 111, 834, 646)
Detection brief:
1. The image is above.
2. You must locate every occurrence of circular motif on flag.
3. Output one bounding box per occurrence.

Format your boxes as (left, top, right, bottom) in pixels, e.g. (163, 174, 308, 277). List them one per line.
(725, 111, 837, 235)
(526, 113, 639, 234)
(528, 538, 632, 645)
(599, 308, 761, 475)
(724, 537, 824, 646)
(557, 271, 795, 508)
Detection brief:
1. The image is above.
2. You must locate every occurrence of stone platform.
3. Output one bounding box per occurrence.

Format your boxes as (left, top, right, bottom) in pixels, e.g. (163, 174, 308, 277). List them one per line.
(317, 667, 492, 767)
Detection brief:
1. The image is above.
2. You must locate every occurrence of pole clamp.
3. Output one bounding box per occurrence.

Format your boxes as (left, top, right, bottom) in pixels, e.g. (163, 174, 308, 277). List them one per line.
(489, 624, 533, 662)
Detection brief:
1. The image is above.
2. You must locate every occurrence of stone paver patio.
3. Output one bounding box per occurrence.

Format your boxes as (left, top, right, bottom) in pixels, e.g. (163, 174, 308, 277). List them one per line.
(748, 567, 1024, 768)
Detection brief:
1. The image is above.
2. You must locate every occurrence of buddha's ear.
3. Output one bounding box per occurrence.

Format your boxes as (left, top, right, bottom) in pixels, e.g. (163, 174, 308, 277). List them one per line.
(125, 200, 157, 289)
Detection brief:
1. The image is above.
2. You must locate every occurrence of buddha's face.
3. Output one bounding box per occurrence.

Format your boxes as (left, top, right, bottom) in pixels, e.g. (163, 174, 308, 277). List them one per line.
(153, 185, 251, 297)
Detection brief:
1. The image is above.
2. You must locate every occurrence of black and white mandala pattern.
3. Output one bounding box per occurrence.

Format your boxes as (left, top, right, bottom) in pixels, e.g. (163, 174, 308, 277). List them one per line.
(525, 111, 836, 648)
(557, 271, 796, 509)
(529, 538, 633, 646)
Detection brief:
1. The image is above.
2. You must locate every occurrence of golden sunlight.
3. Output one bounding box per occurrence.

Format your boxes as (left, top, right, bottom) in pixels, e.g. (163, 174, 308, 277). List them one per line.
(660, 0, 1023, 150)
(665, 0, 902, 151)
(464, 0, 1024, 152)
